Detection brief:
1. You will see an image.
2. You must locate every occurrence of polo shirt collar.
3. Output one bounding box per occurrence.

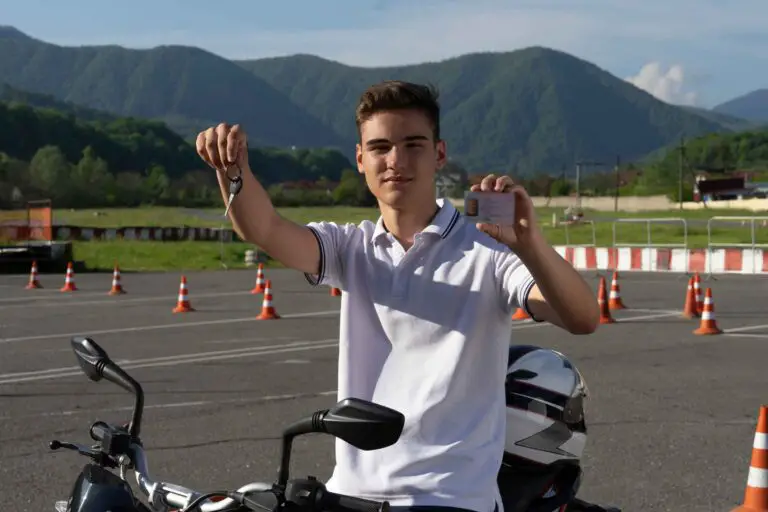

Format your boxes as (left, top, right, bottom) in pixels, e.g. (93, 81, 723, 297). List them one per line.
(372, 198, 461, 244)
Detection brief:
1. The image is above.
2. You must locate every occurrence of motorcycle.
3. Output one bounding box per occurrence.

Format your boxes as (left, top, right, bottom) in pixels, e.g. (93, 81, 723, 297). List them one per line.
(50, 336, 404, 512)
(49, 336, 619, 512)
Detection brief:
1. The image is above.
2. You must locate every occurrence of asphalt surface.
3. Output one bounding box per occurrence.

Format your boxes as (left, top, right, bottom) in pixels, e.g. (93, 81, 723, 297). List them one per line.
(0, 268, 767, 512)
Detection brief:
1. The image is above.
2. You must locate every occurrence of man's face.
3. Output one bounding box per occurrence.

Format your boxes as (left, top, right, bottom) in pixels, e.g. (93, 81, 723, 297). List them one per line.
(356, 109, 447, 210)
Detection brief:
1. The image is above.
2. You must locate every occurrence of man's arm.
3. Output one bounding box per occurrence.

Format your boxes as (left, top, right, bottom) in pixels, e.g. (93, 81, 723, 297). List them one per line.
(517, 231, 600, 335)
(198, 123, 321, 276)
(214, 166, 322, 275)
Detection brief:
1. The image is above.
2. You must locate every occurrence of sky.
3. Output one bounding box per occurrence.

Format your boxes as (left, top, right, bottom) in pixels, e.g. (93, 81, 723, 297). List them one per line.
(4, 0, 767, 108)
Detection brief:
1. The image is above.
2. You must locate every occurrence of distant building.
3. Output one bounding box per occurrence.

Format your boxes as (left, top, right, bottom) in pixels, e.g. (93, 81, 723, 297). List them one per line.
(693, 170, 767, 201)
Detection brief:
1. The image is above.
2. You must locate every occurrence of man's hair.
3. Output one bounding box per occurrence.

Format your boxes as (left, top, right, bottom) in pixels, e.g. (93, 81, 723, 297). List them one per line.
(355, 80, 441, 141)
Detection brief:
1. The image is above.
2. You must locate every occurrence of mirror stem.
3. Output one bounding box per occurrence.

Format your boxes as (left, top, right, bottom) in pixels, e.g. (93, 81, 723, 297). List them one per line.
(276, 411, 328, 487)
(102, 364, 144, 438)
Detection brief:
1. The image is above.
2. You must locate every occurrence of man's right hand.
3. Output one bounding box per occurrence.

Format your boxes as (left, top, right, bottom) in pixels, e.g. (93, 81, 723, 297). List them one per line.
(195, 123, 249, 172)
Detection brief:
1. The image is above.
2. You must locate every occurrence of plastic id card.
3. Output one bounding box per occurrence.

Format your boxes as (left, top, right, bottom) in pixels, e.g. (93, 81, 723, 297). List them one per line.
(463, 191, 516, 225)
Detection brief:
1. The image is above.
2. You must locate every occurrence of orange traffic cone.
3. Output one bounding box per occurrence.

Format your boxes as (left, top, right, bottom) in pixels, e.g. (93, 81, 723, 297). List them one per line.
(693, 288, 722, 335)
(598, 276, 615, 324)
(512, 308, 530, 320)
(172, 276, 195, 313)
(730, 405, 768, 511)
(694, 272, 703, 315)
(256, 280, 280, 320)
(608, 271, 626, 310)
(331, 287, 341, 296)
(251, 263, 266, 294)
(60, 262, 77, 292)
(108, 264, 126, 295)
(682, 276, 699, 319)
(683, 277, 699, 318)
(26, 261, 42, 289)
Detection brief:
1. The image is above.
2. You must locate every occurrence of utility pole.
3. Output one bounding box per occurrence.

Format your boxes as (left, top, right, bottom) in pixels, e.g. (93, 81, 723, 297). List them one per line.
(614, 155, 620, 212)
(678, 136, 686, 210)
(574, 160, 603, 209)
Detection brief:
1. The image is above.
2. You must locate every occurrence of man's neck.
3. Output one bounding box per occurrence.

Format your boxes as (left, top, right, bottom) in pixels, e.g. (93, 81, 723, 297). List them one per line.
(380, 199, 440, 251)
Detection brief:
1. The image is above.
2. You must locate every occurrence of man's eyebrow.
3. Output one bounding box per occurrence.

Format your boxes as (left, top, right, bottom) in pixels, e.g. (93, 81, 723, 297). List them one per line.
(364, 135, 430, 147)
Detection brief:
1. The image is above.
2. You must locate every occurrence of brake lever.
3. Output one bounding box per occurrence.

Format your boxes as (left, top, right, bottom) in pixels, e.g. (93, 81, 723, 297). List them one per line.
(49, 439, 118, 468)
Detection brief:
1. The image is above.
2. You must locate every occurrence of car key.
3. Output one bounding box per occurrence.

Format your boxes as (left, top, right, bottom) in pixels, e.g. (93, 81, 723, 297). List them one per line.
(223, 165, 243, 218)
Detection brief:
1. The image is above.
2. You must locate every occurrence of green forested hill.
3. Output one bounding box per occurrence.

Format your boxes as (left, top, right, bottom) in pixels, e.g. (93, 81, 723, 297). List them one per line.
(0, 26, 347, 151)
(236, 49, 734, 173)
(0, 99, 356, 209)
(0, 25, 751, 175)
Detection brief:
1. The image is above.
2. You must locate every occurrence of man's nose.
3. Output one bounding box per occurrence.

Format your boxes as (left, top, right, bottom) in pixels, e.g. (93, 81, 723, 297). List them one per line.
(386, 146, 405, 169)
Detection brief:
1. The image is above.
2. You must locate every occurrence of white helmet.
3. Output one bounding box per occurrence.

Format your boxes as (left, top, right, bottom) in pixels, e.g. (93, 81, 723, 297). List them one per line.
(497, 345, 589, 512)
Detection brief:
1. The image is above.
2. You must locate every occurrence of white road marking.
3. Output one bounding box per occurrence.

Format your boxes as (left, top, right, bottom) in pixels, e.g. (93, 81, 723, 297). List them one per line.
(723, 333, 768, 339)
(0, 309, 340, 345)
(723, 323, 768, 334)
(0, 390, 339, 420)
(0, 290, 259, 309)
(0, 338, 339, 385)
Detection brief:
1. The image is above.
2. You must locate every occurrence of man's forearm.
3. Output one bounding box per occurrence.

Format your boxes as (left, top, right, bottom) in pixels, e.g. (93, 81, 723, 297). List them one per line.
(516, 232, 600, 334)
(216, 167, 321, 275)
(217, 166, 277, 243)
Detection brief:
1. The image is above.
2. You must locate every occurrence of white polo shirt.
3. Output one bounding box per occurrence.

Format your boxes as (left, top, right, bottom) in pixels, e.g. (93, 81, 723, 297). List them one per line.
(304, 198, 536, 512)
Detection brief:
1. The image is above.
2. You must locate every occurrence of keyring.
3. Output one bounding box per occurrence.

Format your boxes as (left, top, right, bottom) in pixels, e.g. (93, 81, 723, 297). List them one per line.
(225, 164, 242, 182)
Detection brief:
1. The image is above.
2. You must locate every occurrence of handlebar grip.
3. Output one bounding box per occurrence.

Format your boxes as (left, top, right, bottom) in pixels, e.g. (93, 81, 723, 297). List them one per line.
(322, 491, 390, 512)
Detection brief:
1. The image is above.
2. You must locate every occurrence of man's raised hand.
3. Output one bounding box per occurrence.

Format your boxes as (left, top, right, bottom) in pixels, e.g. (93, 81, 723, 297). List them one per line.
(195, 123, 249, 172)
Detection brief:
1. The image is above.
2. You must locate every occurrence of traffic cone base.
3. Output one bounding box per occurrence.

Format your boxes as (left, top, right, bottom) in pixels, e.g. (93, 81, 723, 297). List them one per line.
(173, 302, 195, 313)
(730, 406, 768, 511)
(608, 271, 626, 310)
(693, 288, 722, 335)
(598, 276, 615, 324)
(173, 276, 194, 313)
(256, 280, 280, 320)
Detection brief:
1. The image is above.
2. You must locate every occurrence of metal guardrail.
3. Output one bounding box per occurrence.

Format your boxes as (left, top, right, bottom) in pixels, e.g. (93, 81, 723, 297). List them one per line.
(611, 218, 689, 275)
(563, 220, 596, 247)
(706, 216, 768, 276)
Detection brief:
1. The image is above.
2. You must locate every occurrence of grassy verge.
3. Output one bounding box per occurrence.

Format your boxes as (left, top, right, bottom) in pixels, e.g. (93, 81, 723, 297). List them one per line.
(54, 206, 768, 272)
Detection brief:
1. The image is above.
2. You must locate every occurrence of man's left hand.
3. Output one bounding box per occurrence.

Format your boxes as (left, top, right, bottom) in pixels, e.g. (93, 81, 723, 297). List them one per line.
(470, 174, 541, 251)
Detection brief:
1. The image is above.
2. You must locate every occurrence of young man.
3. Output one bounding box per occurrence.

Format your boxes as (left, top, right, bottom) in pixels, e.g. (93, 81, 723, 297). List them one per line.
(196, 80, 600, 512)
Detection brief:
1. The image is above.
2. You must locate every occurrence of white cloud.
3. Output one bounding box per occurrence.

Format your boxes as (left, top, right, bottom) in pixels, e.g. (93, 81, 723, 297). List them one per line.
(625, 62, 698, 106)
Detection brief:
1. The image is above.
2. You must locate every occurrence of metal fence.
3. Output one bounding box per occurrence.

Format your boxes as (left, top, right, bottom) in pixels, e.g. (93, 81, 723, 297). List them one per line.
(706, 216, 768, 276)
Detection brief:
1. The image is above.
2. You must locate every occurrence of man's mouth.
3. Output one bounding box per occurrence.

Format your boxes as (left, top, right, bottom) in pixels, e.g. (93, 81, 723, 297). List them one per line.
(383, 175, 413, 183)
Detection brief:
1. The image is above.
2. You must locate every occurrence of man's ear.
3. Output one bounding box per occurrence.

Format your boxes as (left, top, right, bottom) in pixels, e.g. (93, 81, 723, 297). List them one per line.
(435, 139, 447, 170)
(356, 143, 364, 175)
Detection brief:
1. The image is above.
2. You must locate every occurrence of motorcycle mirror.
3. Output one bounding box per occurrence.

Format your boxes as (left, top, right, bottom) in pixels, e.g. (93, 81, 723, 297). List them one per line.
(321, 398, 404, 451)
(70, 336, 145, 438)
(276, 397, 405, 487)
(71, 336, 111, 382)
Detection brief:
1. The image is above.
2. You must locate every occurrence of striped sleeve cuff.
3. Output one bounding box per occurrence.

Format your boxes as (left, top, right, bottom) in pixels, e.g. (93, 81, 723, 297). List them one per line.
(519, 275, 543, 322)
(303, 226, 326, 286)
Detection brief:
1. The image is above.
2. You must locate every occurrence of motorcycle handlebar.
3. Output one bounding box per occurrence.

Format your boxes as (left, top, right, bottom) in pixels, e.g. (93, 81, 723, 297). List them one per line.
(128, 440, 390, 512)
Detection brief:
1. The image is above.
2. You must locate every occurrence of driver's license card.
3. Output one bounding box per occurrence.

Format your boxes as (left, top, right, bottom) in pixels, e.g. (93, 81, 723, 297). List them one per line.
(463, 191, 516, 225)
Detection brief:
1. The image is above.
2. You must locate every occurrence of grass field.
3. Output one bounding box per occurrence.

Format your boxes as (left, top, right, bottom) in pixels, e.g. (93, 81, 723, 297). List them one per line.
(49, 206, 768, 271)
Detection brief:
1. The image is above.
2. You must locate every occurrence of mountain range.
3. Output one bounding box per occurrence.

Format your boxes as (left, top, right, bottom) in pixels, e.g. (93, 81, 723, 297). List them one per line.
(1, 25, 766, 175)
